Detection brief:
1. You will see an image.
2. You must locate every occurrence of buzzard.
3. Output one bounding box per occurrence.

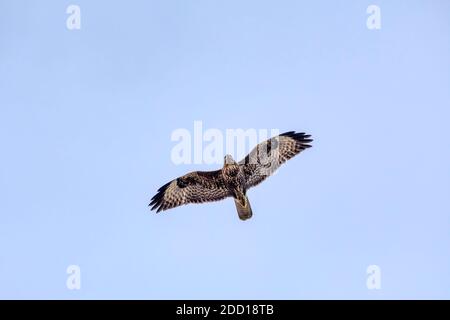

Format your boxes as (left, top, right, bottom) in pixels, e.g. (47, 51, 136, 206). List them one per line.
(150, 131, 313, 220)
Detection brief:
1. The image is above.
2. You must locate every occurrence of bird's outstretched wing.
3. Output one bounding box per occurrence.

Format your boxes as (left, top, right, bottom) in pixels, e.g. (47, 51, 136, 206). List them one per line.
(150, 170, 230, 213)
(239, 131, 312, 189)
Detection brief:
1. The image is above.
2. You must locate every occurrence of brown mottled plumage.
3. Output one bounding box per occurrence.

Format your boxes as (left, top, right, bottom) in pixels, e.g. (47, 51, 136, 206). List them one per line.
(149, 131, 312, 220)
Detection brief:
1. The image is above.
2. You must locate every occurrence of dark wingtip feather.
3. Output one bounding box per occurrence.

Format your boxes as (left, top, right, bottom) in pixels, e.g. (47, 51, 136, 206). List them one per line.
(280, 131, 313, 147)
(157, 181, 172, 192)
(280, 131, 296, 136)
(149, 181, 171, 212)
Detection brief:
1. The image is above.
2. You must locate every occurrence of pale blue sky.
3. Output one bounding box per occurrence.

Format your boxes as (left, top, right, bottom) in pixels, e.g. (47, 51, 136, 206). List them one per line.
(0, 0, 449, 299)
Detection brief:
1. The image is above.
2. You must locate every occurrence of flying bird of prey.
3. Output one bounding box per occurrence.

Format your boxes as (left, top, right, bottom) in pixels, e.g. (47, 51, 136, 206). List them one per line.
(150, 131, 312, 220)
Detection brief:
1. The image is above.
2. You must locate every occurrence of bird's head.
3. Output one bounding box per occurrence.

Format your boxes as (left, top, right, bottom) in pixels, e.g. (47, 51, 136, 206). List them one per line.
(224, 154, 237, 166)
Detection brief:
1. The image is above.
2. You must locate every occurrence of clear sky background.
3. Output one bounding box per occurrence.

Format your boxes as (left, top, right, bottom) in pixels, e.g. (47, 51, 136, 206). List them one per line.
(0, 0, 449, 299)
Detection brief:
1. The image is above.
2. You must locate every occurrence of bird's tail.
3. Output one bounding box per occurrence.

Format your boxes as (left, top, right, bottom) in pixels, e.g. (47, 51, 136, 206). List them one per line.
(234, 194, 253, 221)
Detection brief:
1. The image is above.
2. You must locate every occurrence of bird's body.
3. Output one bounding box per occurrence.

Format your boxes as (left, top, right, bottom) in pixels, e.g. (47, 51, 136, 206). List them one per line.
(150, 131, 312, 220)
(222, 156, 253, 219)
(222, 160, 243, 191)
